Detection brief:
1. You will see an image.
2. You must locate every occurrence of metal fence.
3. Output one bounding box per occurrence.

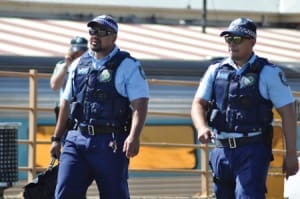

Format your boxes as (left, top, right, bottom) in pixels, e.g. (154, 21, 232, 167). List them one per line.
(0, 69, 299, 198)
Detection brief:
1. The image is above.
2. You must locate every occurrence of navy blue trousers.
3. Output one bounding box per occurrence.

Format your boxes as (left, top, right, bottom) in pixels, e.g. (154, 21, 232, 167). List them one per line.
(55, 130, 130, 199)
(209, 142, 272, 199)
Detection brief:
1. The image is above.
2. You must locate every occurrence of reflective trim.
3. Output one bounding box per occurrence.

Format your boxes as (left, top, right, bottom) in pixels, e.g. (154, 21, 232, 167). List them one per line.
(216, 131, 262, 139)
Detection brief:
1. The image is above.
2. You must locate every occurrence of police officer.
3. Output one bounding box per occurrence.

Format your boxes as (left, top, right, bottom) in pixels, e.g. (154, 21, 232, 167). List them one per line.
(50, 36, 88, 119)
(50, 15, 149, 199)
(191, 17, 298, 199)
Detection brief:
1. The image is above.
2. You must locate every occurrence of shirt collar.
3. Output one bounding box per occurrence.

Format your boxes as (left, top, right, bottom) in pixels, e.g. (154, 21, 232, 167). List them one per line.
(221, 53, 257, 73)
(87, 45, 119, 68)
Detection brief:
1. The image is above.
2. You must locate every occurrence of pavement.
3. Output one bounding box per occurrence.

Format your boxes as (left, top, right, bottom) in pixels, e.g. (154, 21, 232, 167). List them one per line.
(3, 175, 214, 199)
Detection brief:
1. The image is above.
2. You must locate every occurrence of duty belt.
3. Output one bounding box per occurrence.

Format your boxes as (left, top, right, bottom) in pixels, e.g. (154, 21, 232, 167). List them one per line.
(215, 134, 263, 149)
(79, 125, 129, 135)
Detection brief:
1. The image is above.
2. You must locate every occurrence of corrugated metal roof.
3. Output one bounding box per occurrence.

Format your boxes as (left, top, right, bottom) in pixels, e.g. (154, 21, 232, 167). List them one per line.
(1, 17, 300, 62)
(0, 17, 300, 120)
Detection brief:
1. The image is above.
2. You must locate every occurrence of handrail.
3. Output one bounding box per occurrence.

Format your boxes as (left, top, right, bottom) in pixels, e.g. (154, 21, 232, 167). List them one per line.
(148, 78, 198, 86)
(0, 70, 299, 197)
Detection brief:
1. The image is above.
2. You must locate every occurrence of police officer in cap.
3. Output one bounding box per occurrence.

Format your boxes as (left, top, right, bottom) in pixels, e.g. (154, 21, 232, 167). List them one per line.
(50, 36, 88, 120)
(191, 17, 298, 198)
(50, 15, 149, 198)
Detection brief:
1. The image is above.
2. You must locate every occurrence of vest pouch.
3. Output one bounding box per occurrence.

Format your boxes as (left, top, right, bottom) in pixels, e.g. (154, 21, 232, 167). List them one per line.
(89, 102, 104, 117)
(225, 108, 235, 129)
(208, 109, 219, 123)
(70, 101, 83, 122)
(207, 109, 226, 128)
(226, 109, 252, 130)
(259, 104, 273, 125)
(228, 109, 257, 124)
(227, 109, 261, 132)
(112, 98, 131, 120)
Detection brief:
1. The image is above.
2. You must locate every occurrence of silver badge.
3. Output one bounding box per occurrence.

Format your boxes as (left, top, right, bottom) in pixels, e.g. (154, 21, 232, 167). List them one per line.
(240, 73, 256, 88)
(98, 69, 112, 82)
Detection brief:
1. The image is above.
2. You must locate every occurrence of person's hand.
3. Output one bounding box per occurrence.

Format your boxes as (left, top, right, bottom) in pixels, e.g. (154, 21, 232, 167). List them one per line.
(65, 54, 73, 66)
(65, 52, 77, 66)
(283, 152, 299, 179)
(197, 126, 214, 144)
(123, 135, 140, 158)
(50, 141, 62, 160)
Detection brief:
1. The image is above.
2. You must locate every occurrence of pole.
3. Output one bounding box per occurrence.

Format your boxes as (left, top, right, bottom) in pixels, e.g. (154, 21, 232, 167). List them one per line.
(202, 0, 207, 33)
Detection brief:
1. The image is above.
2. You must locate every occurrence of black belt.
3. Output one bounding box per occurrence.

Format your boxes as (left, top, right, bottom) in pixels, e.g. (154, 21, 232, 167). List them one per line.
(215, 134, 263, 148)
(79, 125, 129, 135)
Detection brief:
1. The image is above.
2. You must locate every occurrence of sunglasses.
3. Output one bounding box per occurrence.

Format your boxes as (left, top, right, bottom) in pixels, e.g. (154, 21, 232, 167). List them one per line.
(224, 36, 251, 44)
(88, 28, 114, 37)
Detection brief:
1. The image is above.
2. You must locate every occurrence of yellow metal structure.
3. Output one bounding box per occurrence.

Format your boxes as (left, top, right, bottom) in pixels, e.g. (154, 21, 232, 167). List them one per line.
(36, 124, 197, 169)
(130, 125, 196, 169)
(266, 125, 285, 198)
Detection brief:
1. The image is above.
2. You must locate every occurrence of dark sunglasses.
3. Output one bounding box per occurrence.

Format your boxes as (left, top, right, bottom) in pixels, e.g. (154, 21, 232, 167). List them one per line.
(88, 28, 114, 37)
(224, 36, 251, 44)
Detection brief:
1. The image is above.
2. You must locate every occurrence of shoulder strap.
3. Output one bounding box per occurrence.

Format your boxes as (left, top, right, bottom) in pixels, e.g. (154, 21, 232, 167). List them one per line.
(211, 62, 234, 100)
(249, 56, 270, 74)
(104, 50, 131, 69)
(71, 52, 92, 102)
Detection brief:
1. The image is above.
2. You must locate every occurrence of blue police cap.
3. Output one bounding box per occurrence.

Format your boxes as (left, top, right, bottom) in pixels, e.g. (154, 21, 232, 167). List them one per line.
(87, 15, 118, 33)
(220, 18, 257, 38)
(70, 36, 88, 52)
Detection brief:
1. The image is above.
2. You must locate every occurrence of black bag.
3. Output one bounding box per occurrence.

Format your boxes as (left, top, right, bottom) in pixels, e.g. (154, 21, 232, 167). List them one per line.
(23, 159, 59, 199)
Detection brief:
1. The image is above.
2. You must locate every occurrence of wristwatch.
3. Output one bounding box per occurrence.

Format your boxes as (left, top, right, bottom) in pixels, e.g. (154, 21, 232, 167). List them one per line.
(51, 136, 61, 142)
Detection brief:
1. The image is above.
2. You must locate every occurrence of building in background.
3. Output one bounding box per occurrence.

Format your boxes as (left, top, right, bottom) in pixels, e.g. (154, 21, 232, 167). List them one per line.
(0, 0, 300, 27)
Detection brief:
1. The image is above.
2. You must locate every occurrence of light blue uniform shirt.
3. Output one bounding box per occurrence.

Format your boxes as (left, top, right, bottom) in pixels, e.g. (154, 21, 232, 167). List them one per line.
(52, 60, 74, 105)
(195, 54, 294, 138)
(63, 46, 149, 102)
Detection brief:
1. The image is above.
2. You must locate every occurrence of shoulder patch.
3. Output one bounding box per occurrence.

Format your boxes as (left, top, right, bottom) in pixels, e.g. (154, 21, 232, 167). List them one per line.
(278, 71, 288, 86)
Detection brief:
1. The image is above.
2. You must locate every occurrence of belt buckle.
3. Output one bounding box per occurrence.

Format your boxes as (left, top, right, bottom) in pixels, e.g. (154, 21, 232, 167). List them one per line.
(87, 125, 95, 136)
(228, 137, 237, 148)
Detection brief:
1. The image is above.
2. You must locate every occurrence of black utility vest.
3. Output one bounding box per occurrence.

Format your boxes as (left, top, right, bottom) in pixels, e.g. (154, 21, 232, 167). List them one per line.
(70, 51, 132, 128)
(208, 57, 273, 134)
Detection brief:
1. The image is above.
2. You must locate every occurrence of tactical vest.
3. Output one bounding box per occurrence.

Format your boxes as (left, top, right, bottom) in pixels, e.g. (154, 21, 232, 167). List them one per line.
(70, 50, 132, 129)
(208, 57, 273, 134)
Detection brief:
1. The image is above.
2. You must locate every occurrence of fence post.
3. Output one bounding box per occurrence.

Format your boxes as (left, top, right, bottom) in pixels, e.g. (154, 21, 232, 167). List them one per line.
(200, 143, 210, 197)
(28, 69, 37, 181)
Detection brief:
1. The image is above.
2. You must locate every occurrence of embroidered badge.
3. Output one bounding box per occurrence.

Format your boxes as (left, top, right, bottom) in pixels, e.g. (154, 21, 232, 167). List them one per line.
(98, 69, 112, 82)
(279, 71, 288, 86)
(240, 73, 256, 88)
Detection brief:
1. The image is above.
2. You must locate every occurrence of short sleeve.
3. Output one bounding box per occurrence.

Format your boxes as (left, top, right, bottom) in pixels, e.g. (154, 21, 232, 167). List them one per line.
(259, 65, 294, 108)
(62, 59, 80, 102)
(195, 63, 219, 101)
(115, 58, 149, 101)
